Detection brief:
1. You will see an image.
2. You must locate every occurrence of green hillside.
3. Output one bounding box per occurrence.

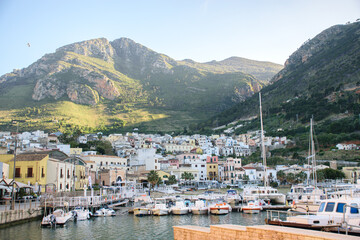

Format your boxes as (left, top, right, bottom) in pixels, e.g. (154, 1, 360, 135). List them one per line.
(0, 37, 282, 133)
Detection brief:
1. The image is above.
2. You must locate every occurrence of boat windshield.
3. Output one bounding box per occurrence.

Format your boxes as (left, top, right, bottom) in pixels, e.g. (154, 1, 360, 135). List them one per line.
(336, 202, 346, 213)
(318, 202, 325, 212)
(325, 202, 335, 212)
(350, 203, 359, 214)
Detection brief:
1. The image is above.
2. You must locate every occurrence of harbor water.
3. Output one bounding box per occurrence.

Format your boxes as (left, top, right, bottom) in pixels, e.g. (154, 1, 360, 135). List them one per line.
(0, 211, 268, 240)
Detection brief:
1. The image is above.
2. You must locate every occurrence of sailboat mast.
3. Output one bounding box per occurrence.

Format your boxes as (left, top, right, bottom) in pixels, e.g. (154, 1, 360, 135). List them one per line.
(310, 118, 317, 188)
(259, 93, 268, 188)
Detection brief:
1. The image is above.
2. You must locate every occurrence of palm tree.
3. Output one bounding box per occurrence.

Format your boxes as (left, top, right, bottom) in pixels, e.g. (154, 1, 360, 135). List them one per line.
(167, 175, 177, 185)
(147, 170, 160, 190)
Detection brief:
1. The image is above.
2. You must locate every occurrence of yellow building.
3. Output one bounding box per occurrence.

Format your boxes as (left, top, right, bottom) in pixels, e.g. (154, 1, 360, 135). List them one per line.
(342, 167, 360, 183)
(156, 170, 171, 182)
(206, 156, 219, 181)
(0, 153, 49, 192)
(70, 148, 83, 155)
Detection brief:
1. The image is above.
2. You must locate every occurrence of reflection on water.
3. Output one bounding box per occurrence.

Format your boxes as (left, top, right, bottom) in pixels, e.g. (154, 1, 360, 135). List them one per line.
(0, 212, 267, 240)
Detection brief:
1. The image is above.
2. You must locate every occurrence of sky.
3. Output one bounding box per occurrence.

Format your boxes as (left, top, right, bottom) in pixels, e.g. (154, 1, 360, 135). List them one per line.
(0, 0, 359, 76)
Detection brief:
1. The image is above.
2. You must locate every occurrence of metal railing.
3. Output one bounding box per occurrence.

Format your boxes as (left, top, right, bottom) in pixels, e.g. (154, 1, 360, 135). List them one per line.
(342, 204, 360, 235)
(266, 209, 310, 222)
(0, 198, 41, 212)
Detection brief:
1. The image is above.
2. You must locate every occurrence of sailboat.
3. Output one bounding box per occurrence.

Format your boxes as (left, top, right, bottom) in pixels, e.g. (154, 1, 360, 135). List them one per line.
(288, 118, 326, 213)
(242, 93, 286, 205)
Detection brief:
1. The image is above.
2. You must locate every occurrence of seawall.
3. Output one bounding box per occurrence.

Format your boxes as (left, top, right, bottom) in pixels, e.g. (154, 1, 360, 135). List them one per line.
(173, 224, 359, 240)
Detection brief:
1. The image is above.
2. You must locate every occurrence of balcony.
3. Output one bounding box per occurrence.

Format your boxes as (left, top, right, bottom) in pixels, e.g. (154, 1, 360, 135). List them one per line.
(25, 173, 34, 178)
(15, 174, 22, 178)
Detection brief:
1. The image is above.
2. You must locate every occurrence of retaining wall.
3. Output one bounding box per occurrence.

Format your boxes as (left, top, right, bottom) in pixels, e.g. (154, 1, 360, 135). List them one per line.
(0, 208, 42, 226)
(173, 224, 359, 240)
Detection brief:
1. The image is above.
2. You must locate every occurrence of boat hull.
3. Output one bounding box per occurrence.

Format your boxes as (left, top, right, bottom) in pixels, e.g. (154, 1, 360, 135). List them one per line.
(209, 207, 230, 215)
(134, 208, 151, 217)
(152, 209, 169, 216)
(171, 209, 189, 215)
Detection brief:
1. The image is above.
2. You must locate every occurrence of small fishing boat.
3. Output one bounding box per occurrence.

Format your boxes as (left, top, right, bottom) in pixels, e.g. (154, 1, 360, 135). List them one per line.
(209, 200, 232, 215)
(94, 206, 116, 217)
(191, 199, 209, 215)
(72, 206, 92, 220)
(241, 198, 262, 214)
(41, 209, 73, 227)
(170, 198, 190, 215)
(152, 198, 169, 216)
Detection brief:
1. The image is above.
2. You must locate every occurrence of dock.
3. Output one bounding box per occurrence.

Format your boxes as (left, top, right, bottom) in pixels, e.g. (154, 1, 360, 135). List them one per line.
(231, 204, 291, 212)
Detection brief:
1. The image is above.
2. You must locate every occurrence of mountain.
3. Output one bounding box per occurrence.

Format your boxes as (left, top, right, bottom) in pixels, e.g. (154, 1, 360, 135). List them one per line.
(0, 38, 282, 133)
(202, 21, 360, 138)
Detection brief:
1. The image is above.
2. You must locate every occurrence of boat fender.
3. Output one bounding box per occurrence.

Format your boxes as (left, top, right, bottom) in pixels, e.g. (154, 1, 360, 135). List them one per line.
(306, 205, 309, 212)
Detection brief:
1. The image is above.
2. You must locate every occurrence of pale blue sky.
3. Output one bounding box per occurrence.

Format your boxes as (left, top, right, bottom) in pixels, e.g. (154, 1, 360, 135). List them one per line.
(0, 0, 359, 76)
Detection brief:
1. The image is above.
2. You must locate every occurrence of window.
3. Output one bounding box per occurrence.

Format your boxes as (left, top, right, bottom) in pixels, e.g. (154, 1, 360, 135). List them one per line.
(195, 165, 198, 167)
(15, 168, 21, 178)
(27, 167, 33, 178)
(350, 203, 359, 214)
(60, 183, 62, 190)
(318, 202, 325, 212)
(201, 165, 205, 167)
(336, 203, 346, 213)
(67, 170, 70, 178)
(325, 202, 335, 212)
(41, 167, 45, 178)
(60, 169, 63, 178)
(155, 166, 157, 169)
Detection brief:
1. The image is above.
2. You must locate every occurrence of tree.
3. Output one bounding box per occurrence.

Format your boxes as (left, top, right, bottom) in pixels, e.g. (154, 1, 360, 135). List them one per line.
(167, 175, 177, 185)
(147, 170, 160, 190)
(276, 170, 286, 184)
(285, 173, 296, 184)
(181, 172, 194, 185)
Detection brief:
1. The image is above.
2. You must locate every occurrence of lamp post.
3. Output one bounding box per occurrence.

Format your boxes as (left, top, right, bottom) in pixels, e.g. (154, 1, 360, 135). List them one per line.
(11, 121, 19, 210)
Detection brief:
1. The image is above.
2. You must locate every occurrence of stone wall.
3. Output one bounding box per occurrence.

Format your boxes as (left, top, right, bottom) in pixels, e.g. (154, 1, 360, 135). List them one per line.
(173, 224, 359, 240)
(0, 208, 42, 226)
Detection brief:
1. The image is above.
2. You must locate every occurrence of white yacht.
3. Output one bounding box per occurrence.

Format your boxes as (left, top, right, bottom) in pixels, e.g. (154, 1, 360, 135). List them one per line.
(225, 189, 241, 206)
(152, 198, 169, 216)
(41, 209, 74, 227)
(191, 199, 209, 215)
(266, 196, 360, 235)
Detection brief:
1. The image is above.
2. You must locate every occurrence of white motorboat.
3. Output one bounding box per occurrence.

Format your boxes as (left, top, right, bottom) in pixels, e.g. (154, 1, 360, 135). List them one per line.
(41, 209, 73, 227)
(152, 198, 169, 216)
(170, 198, 190, 215)
(209, 199, 232, 215)
(266, 196, 360, 235)
(191, 199, 209, 215)
(225, 189, 241, 206)
(72, 206, 92, 221)
(94, 206, 116, 217)
(241, 198, 263, 214)
(242, 186, 286, 205)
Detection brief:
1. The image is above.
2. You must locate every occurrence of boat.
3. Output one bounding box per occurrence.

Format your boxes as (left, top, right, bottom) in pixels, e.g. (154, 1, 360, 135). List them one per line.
(94, 205, 116, 217)
(152, 198, 169, 216)
(133, 206, 152, 216)
(265, 196, 360, 235)
(241, 197, 262, 214)
(170, 198, 190, 215)
(41, 208, 74, 227)
(225, 189, 242, 206)
(72, 206, 92, 221)
(209, 199, 232, 215)
(191, 199, 209, 215)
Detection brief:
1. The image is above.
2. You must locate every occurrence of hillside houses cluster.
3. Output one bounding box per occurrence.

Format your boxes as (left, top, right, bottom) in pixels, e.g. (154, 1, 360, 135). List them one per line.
(0, 130, 341, 195)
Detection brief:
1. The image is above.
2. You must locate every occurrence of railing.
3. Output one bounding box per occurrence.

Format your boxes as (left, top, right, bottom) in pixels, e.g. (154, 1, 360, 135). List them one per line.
(0, 198, 41, 212)
(266, 209, 310, 222)
(342, 204, 360, 235)
(25, 173, 34, 178)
